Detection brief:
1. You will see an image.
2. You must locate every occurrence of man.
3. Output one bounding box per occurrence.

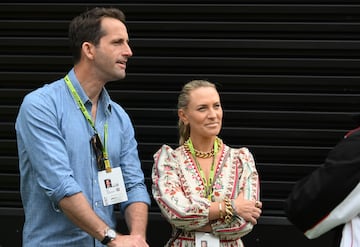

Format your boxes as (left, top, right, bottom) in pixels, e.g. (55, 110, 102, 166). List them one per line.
(15, 7, 151, 246)
(285, 123, 360, 246)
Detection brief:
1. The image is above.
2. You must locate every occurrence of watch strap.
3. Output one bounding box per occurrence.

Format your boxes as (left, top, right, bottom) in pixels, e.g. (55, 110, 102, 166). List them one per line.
(101, 235, 112, 245)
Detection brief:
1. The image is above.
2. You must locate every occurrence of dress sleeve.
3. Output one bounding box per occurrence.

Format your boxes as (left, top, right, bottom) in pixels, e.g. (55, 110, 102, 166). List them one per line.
(152, 145, 211, 231)
(212, 147, 260, 238)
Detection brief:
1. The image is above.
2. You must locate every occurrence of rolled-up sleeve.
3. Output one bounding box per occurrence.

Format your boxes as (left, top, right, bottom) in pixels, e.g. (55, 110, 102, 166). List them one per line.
(16, 91, 82, 205)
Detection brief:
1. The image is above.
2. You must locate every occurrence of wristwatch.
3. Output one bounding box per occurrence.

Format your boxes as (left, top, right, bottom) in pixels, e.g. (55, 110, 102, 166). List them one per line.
(101, 228, 116, 245)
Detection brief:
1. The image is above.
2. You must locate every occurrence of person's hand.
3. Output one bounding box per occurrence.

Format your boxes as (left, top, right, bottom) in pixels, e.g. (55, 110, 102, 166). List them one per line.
(232, 192, 262, 225)
(108, 234, 149, 247)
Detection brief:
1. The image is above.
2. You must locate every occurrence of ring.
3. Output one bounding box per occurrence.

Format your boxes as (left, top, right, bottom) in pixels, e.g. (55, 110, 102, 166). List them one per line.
(255, 201, 261, 208)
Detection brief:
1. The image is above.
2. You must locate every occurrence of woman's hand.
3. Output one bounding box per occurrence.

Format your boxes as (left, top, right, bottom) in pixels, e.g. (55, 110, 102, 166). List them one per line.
(232, 192, 262, 225)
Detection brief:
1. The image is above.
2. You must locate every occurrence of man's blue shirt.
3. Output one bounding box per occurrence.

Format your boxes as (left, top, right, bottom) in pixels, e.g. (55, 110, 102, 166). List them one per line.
(15, 69, 151, 246)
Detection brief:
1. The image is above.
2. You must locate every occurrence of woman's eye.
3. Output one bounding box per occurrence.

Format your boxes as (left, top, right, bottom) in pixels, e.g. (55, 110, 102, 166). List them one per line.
(197, 107, 206, 111)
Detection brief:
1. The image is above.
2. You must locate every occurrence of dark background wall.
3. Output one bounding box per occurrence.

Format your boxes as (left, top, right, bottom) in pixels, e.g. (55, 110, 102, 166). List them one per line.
(1, 1, 360, 246)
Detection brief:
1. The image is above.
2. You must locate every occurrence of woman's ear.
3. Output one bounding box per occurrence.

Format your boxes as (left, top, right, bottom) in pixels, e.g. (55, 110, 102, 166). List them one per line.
(178, 109, 188, 125)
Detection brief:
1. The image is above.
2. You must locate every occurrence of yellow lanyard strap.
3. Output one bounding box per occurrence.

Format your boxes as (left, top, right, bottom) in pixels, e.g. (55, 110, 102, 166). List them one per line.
(187, 138, 219, 200)
(64, 75, 111, 172)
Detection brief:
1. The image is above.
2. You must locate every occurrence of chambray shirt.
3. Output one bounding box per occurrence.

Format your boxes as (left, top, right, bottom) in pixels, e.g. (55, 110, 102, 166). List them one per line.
(15, 69, 151, 247)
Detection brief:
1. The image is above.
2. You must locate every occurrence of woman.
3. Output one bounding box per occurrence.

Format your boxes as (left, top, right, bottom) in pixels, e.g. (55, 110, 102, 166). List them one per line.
(152, 80, 262, 247)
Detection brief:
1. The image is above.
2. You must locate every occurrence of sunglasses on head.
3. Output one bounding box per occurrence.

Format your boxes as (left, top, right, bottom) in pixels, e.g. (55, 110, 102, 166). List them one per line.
(90, 133, 105, 171)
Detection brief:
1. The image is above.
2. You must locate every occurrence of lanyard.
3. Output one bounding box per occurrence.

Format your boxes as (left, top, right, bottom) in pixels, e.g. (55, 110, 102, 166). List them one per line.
(187, 138, 219, 200)
(64, 75, 111, 172)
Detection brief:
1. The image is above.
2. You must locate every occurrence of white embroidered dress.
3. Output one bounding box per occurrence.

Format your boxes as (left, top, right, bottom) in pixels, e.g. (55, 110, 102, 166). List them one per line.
(152, 143, 260, 247)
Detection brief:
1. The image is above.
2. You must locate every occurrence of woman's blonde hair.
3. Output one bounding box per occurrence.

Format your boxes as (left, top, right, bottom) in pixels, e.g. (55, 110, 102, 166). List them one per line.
(177, 80, 217, 145)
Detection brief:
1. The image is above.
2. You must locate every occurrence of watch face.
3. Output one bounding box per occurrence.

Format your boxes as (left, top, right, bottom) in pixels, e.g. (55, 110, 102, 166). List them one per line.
(107, 228, 116, 239)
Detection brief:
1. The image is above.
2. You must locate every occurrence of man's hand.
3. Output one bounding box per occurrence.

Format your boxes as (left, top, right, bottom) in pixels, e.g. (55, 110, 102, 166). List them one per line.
(108, 234, 149, 247)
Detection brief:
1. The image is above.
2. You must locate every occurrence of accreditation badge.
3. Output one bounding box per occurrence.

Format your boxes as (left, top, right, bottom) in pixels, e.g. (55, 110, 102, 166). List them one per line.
(195, 232, 220, 247)
(98, 167, 128, 206)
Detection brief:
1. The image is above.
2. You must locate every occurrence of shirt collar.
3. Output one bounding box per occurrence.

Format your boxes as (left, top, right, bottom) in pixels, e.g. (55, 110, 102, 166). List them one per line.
(67, 68, 112, 114)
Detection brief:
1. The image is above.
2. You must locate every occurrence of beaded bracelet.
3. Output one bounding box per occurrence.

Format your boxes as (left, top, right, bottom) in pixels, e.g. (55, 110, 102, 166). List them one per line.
(223, 198, 233, 224)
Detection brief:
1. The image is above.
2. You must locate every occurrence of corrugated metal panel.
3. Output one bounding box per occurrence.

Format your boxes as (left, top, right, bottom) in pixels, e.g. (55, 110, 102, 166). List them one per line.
(1, 1, 359, 246)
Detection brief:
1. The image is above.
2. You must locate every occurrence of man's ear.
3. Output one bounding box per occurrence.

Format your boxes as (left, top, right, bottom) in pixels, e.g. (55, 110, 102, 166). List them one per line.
(82, 42, 95, 60)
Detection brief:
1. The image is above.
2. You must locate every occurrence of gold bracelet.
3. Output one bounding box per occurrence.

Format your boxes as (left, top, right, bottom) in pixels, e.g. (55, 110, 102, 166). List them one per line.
(219, 202, 224, 219)
(223, 198, 233, 224)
